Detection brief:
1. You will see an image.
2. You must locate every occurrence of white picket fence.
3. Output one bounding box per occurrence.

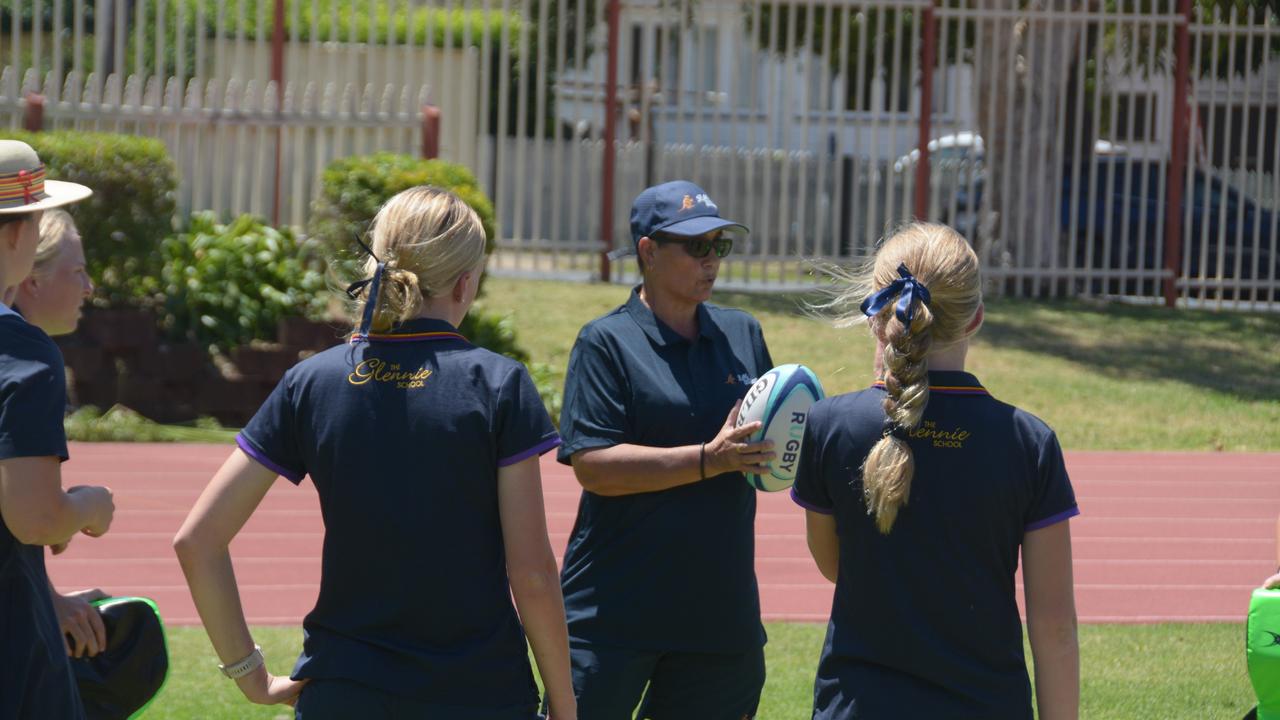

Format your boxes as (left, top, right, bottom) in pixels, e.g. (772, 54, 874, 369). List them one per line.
(1, 67, 428, 227)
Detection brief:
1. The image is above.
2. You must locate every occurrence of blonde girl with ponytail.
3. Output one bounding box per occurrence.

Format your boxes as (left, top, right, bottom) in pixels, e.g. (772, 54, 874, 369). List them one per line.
(175, 186, 576, 719)
(792, 223, 1080, 720)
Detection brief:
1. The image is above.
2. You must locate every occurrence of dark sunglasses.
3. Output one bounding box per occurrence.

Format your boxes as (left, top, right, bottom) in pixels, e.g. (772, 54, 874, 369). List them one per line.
(653, 233, 734, 259)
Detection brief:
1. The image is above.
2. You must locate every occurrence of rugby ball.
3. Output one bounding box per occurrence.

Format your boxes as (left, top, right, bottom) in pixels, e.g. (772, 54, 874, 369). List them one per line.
(734, 364, 825, 492)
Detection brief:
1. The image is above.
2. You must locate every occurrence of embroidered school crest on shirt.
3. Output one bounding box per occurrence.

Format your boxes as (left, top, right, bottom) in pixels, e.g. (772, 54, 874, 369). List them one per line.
(347, 358, 432, 390)
(908, 419, 971, 449)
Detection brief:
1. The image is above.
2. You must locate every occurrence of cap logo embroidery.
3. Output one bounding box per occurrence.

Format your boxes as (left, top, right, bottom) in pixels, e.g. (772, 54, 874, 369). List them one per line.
(679, 193, 718, 213)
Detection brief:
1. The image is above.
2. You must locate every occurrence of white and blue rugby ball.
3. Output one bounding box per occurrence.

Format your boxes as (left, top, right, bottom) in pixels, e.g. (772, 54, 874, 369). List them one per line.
(734, 364, 825, 492)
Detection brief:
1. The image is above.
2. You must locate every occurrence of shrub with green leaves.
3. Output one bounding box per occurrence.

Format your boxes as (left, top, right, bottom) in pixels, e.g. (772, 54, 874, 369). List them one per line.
(8, 130, 177, 307)
(309, 152, 496, 261)
(154, 212, 325, 353)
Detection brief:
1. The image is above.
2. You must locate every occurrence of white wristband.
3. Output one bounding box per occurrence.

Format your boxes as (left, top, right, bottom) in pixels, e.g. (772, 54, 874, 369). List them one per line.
(218, 644, 264, 679)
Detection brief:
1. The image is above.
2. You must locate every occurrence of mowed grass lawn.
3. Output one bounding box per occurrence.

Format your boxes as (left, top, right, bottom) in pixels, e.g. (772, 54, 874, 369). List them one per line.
(148, 623, 1253, 719)
(117, 277, 1275, 717)
(481, 276, 1280, 451)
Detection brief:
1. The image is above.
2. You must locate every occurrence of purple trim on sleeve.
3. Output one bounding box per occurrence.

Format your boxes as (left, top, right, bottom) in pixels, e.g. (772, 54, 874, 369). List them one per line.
(498, 435, 562, 468)
(790, 486, 834, 515)
(1025, 506, 1080, 532)
(235, 434, 305, 482)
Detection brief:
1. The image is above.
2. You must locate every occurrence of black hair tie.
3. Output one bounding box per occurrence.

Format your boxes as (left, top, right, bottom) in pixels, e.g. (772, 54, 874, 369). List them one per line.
(881, 419, 910, 441)
(345, 234, 385, 339)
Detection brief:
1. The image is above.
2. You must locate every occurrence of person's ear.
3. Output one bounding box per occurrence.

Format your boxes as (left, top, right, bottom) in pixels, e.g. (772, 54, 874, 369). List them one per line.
(637, 236, 657, 269)
(18, 274, 39, 297)
(0, 222, 17, 250)
(452, 271, 472, 303)
(965, 303, 985, 335)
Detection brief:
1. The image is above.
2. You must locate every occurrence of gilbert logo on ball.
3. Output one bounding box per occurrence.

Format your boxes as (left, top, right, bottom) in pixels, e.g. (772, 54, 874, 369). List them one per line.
(734, 364, 825, 492)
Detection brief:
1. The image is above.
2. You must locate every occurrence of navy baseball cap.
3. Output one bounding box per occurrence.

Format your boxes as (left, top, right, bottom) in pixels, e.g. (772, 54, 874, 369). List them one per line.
(629, 180, 748, 250)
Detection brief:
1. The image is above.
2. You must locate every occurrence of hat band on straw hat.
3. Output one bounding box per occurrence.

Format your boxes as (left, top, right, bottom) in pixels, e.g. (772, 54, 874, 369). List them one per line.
(0, 165, 48, 209)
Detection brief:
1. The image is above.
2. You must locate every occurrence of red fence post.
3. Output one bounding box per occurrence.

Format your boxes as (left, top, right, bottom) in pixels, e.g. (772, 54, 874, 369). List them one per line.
(22, 93, 45, 132)
(1163, 0, 1192, 308)
(271, 0, 286, 227)
(421, 105, 441, 160)
(600, 0, 622, 282)
(913, 4, 937, 220)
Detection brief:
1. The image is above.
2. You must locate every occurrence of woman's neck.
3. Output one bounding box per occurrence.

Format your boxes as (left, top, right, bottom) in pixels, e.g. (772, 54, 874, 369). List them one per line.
(639, 283, 698, 339)
(874, 337, 969, 375)
(415, 297, 465, 329)
(927, 338, 969, 371)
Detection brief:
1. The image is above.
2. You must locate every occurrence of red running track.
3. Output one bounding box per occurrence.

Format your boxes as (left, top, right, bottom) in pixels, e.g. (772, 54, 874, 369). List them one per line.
(46, 443, 1280, 626)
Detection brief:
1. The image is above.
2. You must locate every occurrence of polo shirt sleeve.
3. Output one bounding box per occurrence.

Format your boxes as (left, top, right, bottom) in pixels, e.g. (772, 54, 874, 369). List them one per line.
(496, 364, 561, 467)
(1024, 430, 1079, 532)
(791, 401, 834, 514)
(0, 354, 68, 462)
(237, 373, 307, 485)
(557, 326, 629, 465)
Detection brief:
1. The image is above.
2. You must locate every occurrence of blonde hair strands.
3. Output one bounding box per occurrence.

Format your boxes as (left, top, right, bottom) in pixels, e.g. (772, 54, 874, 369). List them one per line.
(828, 223, 982, 533)
(32, 209, 77, 280)
(352, 187, 487, 334)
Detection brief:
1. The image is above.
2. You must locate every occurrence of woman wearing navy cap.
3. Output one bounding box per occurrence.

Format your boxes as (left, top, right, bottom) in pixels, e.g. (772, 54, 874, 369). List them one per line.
(174, 186, 576, 719)
(556, 180, 775, 719)
(0, 139, 113, 720)
(793, 223, 1079, 719)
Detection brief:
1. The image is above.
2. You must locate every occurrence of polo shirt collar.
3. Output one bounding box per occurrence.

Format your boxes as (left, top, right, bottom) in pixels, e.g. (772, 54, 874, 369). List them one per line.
(624, 285, 717, 346)
(873, 370, 988, 396)
(352, 316, 469, 344)
(926, 368, 983, 392)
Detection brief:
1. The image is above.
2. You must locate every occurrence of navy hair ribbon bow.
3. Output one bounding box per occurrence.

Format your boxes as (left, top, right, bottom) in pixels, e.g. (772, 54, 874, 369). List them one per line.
(860, 263, 932, 324)
(344, 234, 385, 338)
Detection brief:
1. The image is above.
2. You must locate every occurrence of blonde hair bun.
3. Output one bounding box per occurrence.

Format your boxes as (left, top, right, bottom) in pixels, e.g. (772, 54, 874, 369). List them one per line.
(351, 186, 487, 334)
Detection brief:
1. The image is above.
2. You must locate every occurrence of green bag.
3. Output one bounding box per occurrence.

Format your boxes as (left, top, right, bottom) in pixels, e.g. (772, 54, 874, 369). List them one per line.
(69, 596, 170, 720)
(1248, 588, 1280, 720)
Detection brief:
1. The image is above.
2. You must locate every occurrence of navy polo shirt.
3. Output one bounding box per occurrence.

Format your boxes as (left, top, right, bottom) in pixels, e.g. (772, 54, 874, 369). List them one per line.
(237, 318, 560, 712)
(557, 287, 773, 654)
(0, 304, 84, 720)
(792, 371, 1079, 719)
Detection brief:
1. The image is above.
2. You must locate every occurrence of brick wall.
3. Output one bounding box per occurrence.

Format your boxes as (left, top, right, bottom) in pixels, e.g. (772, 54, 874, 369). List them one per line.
(57, 310, 346, 426)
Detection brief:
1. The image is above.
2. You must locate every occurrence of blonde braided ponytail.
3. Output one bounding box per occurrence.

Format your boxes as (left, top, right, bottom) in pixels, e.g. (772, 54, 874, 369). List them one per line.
(823, 223, 982, 533)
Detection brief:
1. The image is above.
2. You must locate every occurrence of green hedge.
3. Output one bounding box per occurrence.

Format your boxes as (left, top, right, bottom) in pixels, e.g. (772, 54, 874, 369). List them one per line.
(213, 0, 520, 47)
(151, 212, 326, 353)
(8, 130, 177, 308)
(3, 0, 518, 82)
(309, 152, 496, 261)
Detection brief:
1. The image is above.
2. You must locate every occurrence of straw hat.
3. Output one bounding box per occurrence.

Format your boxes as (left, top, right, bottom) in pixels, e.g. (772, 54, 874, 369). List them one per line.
(0, 139, 92, 215)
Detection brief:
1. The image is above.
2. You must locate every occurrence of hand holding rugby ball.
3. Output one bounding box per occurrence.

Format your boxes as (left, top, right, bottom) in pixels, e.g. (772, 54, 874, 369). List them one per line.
(733, 364, 825, 492)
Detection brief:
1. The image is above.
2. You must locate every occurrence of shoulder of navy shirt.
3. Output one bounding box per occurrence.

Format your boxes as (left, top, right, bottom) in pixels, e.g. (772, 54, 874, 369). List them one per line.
(556, 286, 773, 654)
(234, 316, 558, 710)
(0, 304, 84, 718)
(791, 370, 1078, 717)
(557, 286, 772, 464)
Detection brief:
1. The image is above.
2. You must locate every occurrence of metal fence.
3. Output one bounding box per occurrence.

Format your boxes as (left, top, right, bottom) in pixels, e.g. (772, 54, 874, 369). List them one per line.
(1, 0, 1277, 307)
